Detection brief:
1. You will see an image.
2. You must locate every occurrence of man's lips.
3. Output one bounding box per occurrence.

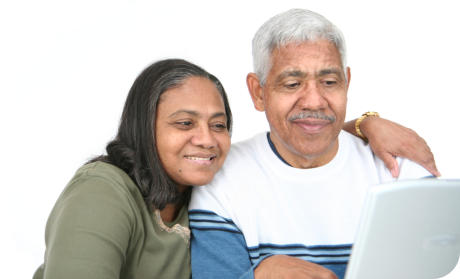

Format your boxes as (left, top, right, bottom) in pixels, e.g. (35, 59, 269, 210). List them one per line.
(291, 118, 331, 133)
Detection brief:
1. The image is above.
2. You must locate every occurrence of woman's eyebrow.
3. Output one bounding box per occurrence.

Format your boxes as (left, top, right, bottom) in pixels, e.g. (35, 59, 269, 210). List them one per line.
(168, 110, 199, 118)
(168, 110, 226, 119)
(210, 112, 227, 120)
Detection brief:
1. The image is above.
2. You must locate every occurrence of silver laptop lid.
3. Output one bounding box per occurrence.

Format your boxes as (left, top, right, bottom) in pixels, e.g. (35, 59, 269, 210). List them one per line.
(345, 179, 460, 279)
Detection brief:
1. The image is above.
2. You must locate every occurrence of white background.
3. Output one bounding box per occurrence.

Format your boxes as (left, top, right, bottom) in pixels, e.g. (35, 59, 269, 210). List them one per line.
(1, 0, 459, 278)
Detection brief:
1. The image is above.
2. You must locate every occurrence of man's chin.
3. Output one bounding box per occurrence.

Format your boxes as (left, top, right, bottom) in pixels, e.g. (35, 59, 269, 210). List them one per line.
(288, 139, 339, 166)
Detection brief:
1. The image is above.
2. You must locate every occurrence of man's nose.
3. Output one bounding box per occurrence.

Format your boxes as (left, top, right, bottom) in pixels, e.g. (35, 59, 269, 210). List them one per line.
(296, 82, 328, 110)
(190, 125, 217, 149)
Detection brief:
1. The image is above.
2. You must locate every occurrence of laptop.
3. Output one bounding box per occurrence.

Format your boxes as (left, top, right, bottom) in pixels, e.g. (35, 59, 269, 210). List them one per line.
(345, 179, 460, 279)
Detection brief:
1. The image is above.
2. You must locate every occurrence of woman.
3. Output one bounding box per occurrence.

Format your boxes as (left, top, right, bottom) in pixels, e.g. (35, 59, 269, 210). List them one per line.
(33, 59, 232, 279)
(33, 58, 436, 279)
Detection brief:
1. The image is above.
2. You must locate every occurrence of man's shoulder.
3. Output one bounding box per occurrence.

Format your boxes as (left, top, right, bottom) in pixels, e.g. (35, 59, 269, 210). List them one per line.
(230, 132, 266, 154)
(396, 158, 433, 179)
(190, 133, 269, 213)
(339, 130, 371, 149)
(338, 131, 375, 162)
(339, 131, 430, 181)
(221, 132, 268, 167)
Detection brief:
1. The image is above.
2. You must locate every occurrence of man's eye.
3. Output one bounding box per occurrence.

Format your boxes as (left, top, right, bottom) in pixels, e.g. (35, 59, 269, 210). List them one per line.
(284, 82, 300, 89)
(322, 80, 338, 87)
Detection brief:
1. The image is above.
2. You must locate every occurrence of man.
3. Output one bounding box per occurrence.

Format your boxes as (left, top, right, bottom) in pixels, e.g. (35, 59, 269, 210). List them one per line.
(189, 9, 435, 279)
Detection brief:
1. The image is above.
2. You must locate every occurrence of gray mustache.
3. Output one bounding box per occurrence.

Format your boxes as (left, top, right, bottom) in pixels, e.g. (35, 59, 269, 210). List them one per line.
(288, 111, 336, 122)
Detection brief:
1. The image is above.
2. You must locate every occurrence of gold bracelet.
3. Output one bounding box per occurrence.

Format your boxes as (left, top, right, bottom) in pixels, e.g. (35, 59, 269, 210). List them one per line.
(355, 111, 380, 141)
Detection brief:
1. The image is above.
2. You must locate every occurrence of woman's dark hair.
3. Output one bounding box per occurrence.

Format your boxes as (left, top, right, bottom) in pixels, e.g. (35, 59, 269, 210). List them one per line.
(92, 59, 232, 210)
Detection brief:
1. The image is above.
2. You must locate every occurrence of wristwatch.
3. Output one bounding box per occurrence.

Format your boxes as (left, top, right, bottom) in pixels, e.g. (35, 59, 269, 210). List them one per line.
(355, 111, 380, 142)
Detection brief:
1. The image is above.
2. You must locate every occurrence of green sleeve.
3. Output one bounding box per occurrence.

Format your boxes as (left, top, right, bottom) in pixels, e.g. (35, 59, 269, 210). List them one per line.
(41, 175, 135, 279)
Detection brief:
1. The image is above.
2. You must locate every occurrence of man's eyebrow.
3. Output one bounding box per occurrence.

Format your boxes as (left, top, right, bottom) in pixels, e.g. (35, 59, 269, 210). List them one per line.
(275, 70, 307, 83)
(317, 68, 343, 77)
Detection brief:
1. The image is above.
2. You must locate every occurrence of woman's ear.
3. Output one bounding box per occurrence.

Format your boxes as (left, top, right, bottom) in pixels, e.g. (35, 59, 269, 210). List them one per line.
(246, 73, 266, 112)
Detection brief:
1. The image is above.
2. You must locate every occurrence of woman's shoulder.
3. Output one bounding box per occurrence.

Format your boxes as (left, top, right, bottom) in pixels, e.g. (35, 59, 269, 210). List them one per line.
(60, 161, 142, 206)
(75, 161, 131, 184)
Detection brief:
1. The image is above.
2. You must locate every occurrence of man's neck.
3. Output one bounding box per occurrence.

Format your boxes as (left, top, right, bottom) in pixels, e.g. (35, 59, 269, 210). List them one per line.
(267, 132, 339, 169)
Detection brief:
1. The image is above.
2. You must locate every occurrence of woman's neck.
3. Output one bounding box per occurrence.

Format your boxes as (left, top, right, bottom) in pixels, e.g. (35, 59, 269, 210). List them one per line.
(158, 187, 191, 222)
(159, 203, 182, 222)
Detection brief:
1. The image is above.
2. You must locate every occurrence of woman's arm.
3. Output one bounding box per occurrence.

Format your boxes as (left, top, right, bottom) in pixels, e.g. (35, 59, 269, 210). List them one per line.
(343, 116, 439, 178)
(37, 178, 133, 279)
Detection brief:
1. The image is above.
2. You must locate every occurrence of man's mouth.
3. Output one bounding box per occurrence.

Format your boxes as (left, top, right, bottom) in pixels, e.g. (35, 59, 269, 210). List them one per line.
(292, 119, 331, 133)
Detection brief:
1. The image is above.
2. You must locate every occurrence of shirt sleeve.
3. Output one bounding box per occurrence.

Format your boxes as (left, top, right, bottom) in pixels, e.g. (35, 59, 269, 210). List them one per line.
(189, 184, 258, 279)
(189, 210, 255, 279)
(41, 176, 134, 279)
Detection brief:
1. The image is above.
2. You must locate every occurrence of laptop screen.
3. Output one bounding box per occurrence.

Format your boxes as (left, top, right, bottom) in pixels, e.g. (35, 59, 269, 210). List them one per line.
(345, 179, 460, 279)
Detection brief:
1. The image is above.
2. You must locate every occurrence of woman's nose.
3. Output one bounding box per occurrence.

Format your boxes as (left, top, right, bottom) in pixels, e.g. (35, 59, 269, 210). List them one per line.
(190, 125, 217, 149)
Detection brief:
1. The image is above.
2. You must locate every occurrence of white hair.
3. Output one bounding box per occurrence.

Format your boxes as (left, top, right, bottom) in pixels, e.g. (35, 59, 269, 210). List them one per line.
(252, 9, 347, 85)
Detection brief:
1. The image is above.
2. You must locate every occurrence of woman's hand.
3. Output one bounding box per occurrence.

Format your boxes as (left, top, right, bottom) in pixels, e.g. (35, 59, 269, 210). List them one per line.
(357, 117, 439, 177)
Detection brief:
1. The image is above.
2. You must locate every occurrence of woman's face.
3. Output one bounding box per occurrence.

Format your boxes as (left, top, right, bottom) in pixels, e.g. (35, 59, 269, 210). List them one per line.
(155, 76, 231, 191)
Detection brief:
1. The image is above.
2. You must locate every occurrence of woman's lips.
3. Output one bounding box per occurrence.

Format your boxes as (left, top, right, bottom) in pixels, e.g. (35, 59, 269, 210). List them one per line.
(184, 154, 216, 165)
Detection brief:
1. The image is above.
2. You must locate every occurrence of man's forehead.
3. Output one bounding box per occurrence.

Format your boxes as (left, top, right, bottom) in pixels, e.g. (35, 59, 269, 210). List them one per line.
(274, 67, 344, 82)
(269, 40, 343, 74)
(271, 40, 340, 58)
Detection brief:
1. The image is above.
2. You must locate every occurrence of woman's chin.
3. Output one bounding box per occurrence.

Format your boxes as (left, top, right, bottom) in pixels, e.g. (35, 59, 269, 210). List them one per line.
(188, 174, 217, 187)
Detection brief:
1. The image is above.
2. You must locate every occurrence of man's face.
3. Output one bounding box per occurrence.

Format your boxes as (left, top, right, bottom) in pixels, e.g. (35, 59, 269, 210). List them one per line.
(249, 40, 350, 168)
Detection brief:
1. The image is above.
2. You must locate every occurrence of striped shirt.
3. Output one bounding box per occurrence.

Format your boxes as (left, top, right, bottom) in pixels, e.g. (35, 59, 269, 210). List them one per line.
(189, 131, 430, 279)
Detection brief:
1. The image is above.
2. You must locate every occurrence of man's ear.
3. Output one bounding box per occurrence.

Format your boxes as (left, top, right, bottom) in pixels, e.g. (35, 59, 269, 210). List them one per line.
(246, 73, 265, 112)
(346, 67, 351, 90)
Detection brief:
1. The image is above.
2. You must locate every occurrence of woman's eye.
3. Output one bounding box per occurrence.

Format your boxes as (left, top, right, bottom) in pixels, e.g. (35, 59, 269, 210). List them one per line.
(211, 123, 227, 131)
(175, 121, 193, 129)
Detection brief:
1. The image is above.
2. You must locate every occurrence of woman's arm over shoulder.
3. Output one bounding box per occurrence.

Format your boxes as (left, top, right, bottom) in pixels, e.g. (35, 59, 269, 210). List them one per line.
(343, 116, 439, 177)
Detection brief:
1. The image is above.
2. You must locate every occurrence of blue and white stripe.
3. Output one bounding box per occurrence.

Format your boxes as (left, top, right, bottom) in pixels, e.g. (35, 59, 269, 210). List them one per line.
(248, 243, 351, 265)
(189, 210, 242, 234)
(190, 210, 351, 265)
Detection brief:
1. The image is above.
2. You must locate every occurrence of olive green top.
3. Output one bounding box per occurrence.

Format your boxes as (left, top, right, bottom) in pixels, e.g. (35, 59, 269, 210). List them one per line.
(33, 162, 190, 279)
